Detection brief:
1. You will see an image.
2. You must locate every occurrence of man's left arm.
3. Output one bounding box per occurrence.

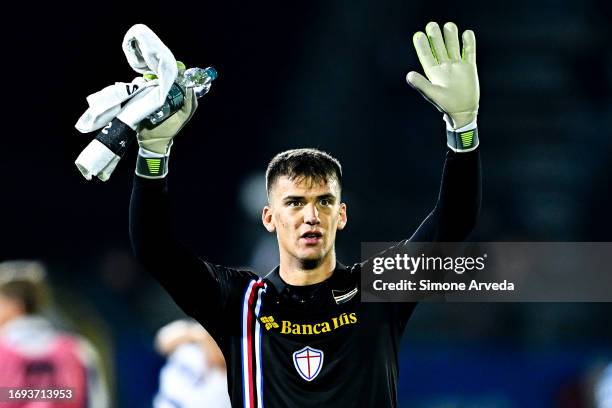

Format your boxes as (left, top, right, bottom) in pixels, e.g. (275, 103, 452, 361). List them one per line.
(409, 150, 481, 241)
(406, 21, 482, 242)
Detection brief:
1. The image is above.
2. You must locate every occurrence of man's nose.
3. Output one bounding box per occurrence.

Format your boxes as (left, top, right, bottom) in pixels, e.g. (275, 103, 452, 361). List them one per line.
(303, 203, 320, 225)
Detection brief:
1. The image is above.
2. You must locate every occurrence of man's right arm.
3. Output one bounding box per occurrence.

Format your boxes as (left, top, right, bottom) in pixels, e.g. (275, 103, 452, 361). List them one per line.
(129, 90, 254, 341)
(129, 176, 224, 322)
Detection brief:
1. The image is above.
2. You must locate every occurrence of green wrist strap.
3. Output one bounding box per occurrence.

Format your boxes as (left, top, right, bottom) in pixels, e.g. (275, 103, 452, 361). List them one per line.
(136, 153, 169, 179)
(446, 127, 479, 152)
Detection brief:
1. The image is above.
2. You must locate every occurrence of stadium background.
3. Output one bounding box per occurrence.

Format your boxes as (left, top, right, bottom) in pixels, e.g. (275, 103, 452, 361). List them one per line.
(2, 0, 611, 406)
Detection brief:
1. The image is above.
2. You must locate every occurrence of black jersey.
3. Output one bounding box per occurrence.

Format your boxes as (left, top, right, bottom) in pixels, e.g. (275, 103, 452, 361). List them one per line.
(130, 150, 481, 407)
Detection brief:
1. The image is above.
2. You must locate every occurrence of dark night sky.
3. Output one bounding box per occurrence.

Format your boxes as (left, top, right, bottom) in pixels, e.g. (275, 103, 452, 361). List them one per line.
(2, 0, 611, 269)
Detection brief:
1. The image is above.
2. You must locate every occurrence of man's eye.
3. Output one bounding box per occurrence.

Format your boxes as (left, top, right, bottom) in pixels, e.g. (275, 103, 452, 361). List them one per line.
(288, 201, 303, 207)
(320, 198, 331, 206)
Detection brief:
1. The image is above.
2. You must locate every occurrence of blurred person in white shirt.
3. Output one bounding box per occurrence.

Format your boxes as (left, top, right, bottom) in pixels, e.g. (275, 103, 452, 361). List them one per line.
(154, 319, 231, 408)
(595, 363, 612, 408)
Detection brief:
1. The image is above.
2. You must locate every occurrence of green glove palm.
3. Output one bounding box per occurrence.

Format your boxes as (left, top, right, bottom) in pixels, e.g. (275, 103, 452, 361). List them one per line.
(137, 88, 198, 155)
(406, 22, 479, 130)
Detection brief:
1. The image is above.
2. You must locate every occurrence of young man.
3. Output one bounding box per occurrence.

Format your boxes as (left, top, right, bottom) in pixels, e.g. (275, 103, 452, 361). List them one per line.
(130, 22, 481, 407)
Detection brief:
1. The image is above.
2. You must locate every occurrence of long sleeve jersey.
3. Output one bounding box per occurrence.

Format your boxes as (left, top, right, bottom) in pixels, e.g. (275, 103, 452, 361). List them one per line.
(130, 149, 481, 408)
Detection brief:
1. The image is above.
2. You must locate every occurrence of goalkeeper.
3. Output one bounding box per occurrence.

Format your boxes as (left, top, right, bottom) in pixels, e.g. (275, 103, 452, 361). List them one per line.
(130, 22, 481, 407)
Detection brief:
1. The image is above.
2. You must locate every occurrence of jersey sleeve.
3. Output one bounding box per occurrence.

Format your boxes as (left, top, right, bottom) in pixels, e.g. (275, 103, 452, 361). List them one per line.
(393, 148, 481, 330)
(408, 149, 481, 242)
(129, 175, 257, 341)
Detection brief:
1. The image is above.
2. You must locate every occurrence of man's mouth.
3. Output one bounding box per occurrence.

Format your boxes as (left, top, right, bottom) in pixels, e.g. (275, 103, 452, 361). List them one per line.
(300, 231, 323, 244)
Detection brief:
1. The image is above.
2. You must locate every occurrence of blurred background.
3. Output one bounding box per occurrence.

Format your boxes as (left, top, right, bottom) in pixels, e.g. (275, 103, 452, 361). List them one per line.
(2, 0, 612, 406)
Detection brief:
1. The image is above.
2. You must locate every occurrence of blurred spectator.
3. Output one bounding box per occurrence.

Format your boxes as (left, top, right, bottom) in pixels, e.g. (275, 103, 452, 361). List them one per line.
(0, 260, 109, 408)
(595, 363, 612, 408)
(153, 320, 231, 408)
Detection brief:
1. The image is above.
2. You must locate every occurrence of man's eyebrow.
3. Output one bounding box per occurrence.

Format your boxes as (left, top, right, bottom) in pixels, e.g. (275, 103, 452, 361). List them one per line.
(282, 193, 337, 201)
(317, 193, 336, 201)
(282, 195, 305, 201)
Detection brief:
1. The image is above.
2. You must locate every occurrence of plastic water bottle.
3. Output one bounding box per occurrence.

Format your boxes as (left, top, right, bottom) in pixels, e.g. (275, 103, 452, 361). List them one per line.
(147, 66, 218, 125)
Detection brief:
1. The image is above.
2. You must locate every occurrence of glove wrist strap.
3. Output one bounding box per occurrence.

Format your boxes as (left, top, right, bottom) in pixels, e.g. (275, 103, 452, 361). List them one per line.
(136, 147, 170, 179)
(446, 119, 479, 153)
(96, 118, 136, 157)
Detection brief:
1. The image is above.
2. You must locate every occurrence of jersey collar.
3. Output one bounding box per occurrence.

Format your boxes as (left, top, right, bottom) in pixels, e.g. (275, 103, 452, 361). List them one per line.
(263, 262, 350, 294)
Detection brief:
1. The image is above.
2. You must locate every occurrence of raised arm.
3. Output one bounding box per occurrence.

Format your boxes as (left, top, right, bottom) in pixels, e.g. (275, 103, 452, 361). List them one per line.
(409, 149, 481, 241)
(129, 91, 253, 341)
(406, 22, 482, 242)
(130, 90, 216, 314)
(129, 176, 224, 322)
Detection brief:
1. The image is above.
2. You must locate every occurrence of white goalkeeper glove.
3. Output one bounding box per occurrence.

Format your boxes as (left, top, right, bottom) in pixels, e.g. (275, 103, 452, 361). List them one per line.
(135, 88, 198, 178)
(407, 22, 480, 152)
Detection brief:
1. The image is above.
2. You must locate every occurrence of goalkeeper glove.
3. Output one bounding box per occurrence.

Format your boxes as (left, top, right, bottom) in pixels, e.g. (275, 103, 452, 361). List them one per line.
(135, 88, 198, 178)
(407, 22, 480, 152)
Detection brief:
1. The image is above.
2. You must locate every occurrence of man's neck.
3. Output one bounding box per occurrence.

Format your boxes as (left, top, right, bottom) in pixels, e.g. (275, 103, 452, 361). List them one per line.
(279, 250, 336, 286)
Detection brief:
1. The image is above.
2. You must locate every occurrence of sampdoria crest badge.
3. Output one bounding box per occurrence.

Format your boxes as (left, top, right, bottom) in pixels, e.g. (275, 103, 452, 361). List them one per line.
(292, 346, 324, 381)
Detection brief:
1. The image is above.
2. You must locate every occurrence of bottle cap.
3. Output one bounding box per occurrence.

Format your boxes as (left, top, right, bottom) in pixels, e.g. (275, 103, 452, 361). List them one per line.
(204, 67, 218, 81)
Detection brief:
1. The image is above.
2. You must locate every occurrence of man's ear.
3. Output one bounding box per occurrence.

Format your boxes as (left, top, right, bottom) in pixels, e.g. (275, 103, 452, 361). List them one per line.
(337, 202, 348, 230)
(262, 206, 276, 233)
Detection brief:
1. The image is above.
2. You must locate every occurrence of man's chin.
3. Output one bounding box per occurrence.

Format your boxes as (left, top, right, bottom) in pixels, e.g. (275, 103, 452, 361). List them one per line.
(299, 258, 322, 270)
(295, 247, 331, 269)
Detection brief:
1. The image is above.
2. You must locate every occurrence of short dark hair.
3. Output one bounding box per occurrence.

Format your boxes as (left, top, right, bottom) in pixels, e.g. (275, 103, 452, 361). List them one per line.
(265, 148, 343, 197)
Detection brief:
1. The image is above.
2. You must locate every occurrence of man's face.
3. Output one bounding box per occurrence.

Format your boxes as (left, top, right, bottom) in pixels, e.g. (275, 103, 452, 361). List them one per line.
(262, 175, 347, 268)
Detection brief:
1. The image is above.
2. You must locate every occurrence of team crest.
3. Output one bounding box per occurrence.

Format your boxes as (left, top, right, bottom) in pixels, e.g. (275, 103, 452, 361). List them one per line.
(292, 346, 324, 381)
